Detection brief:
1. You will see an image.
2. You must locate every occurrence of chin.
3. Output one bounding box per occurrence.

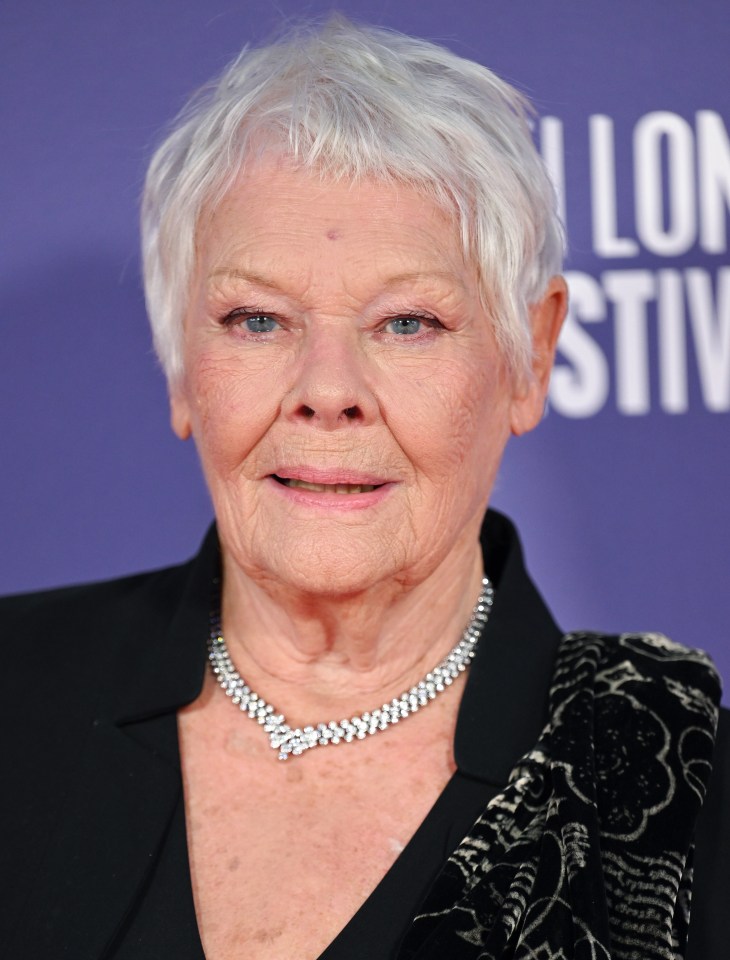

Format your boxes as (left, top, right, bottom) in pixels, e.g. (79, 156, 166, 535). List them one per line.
(255, 530, 409, 599)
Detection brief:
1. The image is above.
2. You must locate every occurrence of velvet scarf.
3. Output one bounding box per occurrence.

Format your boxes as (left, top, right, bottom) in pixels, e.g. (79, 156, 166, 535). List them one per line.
(399, 631, 721, 959)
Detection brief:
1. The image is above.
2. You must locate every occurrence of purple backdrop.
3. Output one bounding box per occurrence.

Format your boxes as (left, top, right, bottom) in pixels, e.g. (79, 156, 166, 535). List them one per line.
(2, 0, 728, 702)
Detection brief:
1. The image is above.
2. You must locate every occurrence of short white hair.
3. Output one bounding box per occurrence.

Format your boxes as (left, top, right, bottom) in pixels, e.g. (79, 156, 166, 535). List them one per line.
(141, 15, 564, 383)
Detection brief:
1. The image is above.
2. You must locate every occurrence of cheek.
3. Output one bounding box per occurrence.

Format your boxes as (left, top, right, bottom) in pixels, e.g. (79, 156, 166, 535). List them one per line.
(185, 352, 282, 472)
(384, 356, 510, 482)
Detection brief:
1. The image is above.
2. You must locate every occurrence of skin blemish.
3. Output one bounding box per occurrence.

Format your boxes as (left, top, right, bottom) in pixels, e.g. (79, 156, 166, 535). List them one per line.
(252, 927, 284, 943)
(326, 228, 341, 240)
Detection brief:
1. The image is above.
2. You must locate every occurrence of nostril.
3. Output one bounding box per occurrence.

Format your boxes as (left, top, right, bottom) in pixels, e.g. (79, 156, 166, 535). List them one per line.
(292, 403, 360, 422)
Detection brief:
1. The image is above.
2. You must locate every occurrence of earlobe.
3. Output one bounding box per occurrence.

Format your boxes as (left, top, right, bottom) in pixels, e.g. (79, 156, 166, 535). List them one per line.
(170, 389, 192, 441)
(510, 275, 568, 436)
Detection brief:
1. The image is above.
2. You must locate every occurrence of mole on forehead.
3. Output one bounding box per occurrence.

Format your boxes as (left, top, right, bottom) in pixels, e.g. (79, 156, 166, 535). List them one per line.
(326, 229, 341, 241)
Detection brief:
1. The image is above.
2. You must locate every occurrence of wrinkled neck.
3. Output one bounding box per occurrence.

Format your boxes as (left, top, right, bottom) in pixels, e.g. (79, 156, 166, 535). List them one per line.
(216, 538, 486, 722)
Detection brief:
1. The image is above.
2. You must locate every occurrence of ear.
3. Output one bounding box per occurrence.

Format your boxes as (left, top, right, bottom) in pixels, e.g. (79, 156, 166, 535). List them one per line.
(169, 384, 192, 441)
(510, 276, 568, 436)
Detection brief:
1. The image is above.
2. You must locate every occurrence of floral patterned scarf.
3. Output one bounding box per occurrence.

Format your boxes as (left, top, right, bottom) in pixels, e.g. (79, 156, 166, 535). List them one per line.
(399, 632, 721, 959)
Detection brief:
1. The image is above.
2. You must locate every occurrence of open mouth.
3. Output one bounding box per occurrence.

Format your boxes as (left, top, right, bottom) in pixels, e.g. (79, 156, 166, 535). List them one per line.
(272, 475, 382, 495)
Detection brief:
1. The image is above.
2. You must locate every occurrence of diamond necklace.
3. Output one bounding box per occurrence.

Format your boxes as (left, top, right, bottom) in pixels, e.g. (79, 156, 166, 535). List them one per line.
(207, 576, 494, 760)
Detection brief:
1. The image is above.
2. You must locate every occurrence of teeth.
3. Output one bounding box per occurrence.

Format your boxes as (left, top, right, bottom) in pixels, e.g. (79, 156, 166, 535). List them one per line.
(285, 479, 377, 494)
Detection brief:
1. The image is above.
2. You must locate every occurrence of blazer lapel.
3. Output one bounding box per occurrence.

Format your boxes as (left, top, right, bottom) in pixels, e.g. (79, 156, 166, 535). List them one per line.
(5, 526, 217, 959)
(6, 718, 182, 959)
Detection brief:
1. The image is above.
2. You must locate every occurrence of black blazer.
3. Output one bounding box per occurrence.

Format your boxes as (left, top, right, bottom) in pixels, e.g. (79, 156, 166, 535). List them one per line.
(1, 512, 728, 958)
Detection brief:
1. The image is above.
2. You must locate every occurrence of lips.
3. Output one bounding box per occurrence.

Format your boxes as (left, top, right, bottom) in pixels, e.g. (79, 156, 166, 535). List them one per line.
(281, 478, 378, 494)
(273, 476, 380, 495)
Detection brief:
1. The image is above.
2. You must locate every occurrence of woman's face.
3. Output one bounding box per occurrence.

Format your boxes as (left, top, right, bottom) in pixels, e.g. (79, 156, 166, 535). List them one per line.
(172, 158, 563, 596)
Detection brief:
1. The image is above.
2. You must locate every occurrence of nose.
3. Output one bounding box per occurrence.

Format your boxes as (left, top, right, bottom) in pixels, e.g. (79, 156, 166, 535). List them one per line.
(282, 326, 378, 429)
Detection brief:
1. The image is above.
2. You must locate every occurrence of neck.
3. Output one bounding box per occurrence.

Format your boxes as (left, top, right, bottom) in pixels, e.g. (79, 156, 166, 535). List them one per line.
(218, 536, 486, 724)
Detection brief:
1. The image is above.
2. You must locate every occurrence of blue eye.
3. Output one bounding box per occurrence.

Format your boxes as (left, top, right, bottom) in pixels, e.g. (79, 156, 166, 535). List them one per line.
(386, 317, 422, 335)
(244, 315, 279, 333)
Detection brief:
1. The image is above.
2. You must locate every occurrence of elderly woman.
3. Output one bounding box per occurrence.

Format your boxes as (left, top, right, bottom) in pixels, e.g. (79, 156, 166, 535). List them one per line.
(2, 17, 728, 960)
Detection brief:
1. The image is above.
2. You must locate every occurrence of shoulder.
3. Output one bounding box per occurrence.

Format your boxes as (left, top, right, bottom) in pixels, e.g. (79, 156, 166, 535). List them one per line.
(555, 629, 721, 705)
(0, 561, 192, 650)
(0, 561, 195, 720)
(554, 630, 721, 785)
(0, 524, 218, 727)
(0, 561, 192, 632)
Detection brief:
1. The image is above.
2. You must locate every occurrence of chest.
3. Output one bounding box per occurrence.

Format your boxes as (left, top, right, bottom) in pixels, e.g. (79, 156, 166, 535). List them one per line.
(178, 703, 456, 960)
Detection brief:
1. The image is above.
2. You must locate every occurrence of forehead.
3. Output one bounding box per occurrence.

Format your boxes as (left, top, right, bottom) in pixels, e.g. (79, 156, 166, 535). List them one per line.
(196, 158, 472, 290)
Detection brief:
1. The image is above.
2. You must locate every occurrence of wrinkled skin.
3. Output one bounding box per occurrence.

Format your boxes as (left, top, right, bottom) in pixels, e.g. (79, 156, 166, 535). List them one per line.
(171, 157, 566, 683)
(174, 159, 568, 960)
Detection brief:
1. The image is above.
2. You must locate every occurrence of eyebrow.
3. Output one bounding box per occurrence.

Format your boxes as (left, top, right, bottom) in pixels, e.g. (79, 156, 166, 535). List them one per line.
(382, 270, 469, 291)
(209, 269, 284, 290)
(210, 268, 467, 292)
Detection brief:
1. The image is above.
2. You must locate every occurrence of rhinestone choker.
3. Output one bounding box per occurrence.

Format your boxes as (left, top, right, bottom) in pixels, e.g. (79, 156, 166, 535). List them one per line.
(207, 577, 494, 760)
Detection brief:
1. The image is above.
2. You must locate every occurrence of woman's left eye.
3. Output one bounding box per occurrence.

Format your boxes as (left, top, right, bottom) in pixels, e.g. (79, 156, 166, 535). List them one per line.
(385, 316, 428, 335)
(243, 314, 279, 333)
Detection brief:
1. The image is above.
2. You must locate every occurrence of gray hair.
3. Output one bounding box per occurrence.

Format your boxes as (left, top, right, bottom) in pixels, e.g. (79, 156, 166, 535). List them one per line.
(141, 15, 564, 383)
